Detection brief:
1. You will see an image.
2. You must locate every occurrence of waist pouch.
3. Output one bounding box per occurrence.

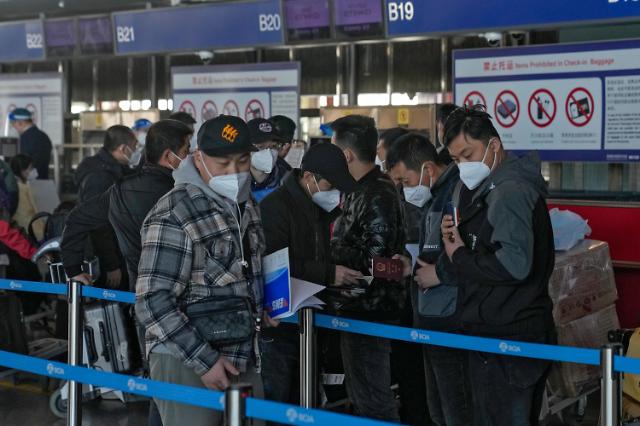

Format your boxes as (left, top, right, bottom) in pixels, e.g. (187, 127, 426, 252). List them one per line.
(184, 296, 256, 347)
(418, 285, 458, 317)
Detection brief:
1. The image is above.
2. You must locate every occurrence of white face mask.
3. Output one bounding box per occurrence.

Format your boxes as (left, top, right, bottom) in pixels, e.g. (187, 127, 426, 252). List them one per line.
(27, 168, 38, 182)
(169, 151, 188, 171)
(251, 148, 278, 174)
(458, 142, 496, 190)
(403, 164, 432, 208)
(200, 155, 251, 202)
(308, 176, 340, 213)
(375, 155, 386, 171)
(124, 145, 142, 168)
(137, 132, 147, 147)
(284, 147, 305, 169)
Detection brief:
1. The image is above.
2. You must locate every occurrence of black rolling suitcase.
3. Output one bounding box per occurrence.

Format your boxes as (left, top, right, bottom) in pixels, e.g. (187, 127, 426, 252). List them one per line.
(84, 301, 136, 373)
(0, 293, 29, 358)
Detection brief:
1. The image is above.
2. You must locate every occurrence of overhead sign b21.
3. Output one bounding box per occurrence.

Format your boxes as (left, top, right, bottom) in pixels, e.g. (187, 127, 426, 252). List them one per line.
(113, 0, 283, 54)
(454, 39, 640, 162)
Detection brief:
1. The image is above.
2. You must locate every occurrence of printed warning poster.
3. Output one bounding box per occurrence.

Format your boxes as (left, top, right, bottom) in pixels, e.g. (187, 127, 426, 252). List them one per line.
(0, 73, 64, 145)
(172, 63, 300, 149)
(454, 39, 640, 161)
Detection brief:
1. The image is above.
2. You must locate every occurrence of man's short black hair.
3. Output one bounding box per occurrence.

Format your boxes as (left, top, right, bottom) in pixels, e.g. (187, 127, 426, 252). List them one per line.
(379, 127, 409, 151)
(145, 119, 193, 164)
(169, 111, 196, 125)
(443, 105, 500, 147)
(386, 133, 441, 172)
(436, 103, 459, 124)
(10, 154, 32, 178)
(330, 115, 378, 163)
(104, 125, 135, 152)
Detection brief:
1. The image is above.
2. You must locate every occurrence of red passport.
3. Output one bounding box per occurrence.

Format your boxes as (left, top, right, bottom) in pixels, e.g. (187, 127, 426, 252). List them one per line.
(372, 257, 404, 282)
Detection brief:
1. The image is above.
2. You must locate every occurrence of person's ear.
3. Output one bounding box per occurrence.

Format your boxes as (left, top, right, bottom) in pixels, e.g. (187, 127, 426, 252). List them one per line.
(424, 162, 437, 184)
(343, 149, 353, 164)
(489, 137, 502, 153)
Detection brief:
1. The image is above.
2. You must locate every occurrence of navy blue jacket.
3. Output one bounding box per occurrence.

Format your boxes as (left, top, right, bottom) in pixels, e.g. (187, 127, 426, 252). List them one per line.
(20, 126, 52, 180)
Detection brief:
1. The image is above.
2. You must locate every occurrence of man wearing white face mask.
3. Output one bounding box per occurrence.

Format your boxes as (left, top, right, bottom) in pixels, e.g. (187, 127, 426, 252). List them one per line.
(440, 105, 554, 426)
(248, 118, 287, 202)
(75, 124, 137, 289)
(259, 142, 359, 409)
(386, 134, 470, 426)
(136, 115, 274, 426)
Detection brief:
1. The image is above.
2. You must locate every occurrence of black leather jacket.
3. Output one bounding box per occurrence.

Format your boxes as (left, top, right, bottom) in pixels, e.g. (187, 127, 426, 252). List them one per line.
(330, 166, 406, 322)
(63, 164, 174, 291)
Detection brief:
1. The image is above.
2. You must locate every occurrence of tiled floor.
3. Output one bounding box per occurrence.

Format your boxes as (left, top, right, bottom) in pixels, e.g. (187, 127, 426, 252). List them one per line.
(0, 376, 148, 426)
(0, 373, 601, 426)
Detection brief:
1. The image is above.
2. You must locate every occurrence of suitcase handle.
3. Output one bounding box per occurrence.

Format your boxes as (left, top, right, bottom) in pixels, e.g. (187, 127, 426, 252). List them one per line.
(83, 326, 99, 365)
(98, 322, 111, 363)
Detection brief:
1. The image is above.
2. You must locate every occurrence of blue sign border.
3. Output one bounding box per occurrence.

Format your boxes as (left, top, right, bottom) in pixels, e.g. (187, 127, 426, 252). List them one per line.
(385, 0, 640, 38)
(453, 38, 640, 162)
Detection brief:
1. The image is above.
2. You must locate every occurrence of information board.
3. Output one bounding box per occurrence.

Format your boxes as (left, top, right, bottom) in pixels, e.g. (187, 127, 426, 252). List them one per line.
(113, 0, 283, 54)
(284, 0, 331, 42)
(453, 39, 640, 162)
(334, 0, 384, 39)
(78, 16, 113, 55)
(385, 0, 640, 37)
(0, 20, 44, 63)
(44, 19, 76, 58)
(0, 73, 64, 147)
(172, 62, 300, 150)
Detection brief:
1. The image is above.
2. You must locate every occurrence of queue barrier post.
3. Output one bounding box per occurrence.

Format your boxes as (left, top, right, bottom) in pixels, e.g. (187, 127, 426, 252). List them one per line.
(225, 383, 252, 426)
(600, 343, 622, 426)
(67, 279, 83, 426)
(299, 307, 317, 409)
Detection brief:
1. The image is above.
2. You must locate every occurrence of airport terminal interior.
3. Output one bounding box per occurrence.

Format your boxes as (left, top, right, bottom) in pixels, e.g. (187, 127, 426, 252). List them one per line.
(0, 1, 640, 425)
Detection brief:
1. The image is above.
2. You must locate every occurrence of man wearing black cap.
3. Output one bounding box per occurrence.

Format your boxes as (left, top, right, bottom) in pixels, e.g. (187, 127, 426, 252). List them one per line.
(9, 108, 52, 180)
(136, 115, 275, 426)
(248, 118, 288, 202)
(269, 114, 297, 169)
(259, 142, 362, 409)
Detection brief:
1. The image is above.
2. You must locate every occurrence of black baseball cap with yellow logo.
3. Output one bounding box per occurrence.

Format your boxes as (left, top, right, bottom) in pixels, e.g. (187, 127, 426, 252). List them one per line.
(197, 115, 258, 157)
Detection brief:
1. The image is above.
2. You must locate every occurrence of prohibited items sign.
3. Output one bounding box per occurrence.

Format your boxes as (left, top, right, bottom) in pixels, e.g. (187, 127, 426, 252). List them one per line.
(565, 87, 594, 127)
(494, 90, 520, 128)
(528, 89, 556, 128)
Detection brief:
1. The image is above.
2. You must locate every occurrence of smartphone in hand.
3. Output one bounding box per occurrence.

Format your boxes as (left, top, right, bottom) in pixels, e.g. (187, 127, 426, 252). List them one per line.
(444, 201, 460, 227)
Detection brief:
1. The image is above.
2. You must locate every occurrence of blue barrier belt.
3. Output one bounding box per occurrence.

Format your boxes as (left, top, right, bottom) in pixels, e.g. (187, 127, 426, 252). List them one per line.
(0, 278, 66, 296)
(314, 313, 601, 366)
(0, 350, 397, 425)
(615, 355, 640, 374)
(0, 278, 622, 371)
(81, 285, 136, 304)
(0, 349, 222, 410)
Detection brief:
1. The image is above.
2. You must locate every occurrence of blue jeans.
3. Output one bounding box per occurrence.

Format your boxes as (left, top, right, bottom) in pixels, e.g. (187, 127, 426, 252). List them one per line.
(423, 345, 472, 426)
(341, 333, 400, 422)
(468, 350, 550, 426)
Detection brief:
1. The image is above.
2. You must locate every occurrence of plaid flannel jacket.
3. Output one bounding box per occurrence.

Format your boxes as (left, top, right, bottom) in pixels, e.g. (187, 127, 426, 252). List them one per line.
(135, 183, 265, 376)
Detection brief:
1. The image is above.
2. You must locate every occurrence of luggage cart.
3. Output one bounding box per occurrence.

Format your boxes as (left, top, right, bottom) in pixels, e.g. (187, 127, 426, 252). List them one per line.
(33, 238, 145, 418)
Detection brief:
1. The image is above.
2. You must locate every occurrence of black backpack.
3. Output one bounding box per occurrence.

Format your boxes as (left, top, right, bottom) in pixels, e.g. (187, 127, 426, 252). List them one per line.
(28, 201, 76, 245)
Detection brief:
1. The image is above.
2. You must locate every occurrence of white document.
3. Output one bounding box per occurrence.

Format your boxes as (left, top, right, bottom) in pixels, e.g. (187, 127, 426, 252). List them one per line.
(405, 244, 420, 268)
(263, 248, 326, 319)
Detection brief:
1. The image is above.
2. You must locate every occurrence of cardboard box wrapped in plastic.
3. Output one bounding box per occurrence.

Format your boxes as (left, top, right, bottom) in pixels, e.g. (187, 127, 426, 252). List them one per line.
(549, 304, 620, 397)
(549, 240, 618, 326)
